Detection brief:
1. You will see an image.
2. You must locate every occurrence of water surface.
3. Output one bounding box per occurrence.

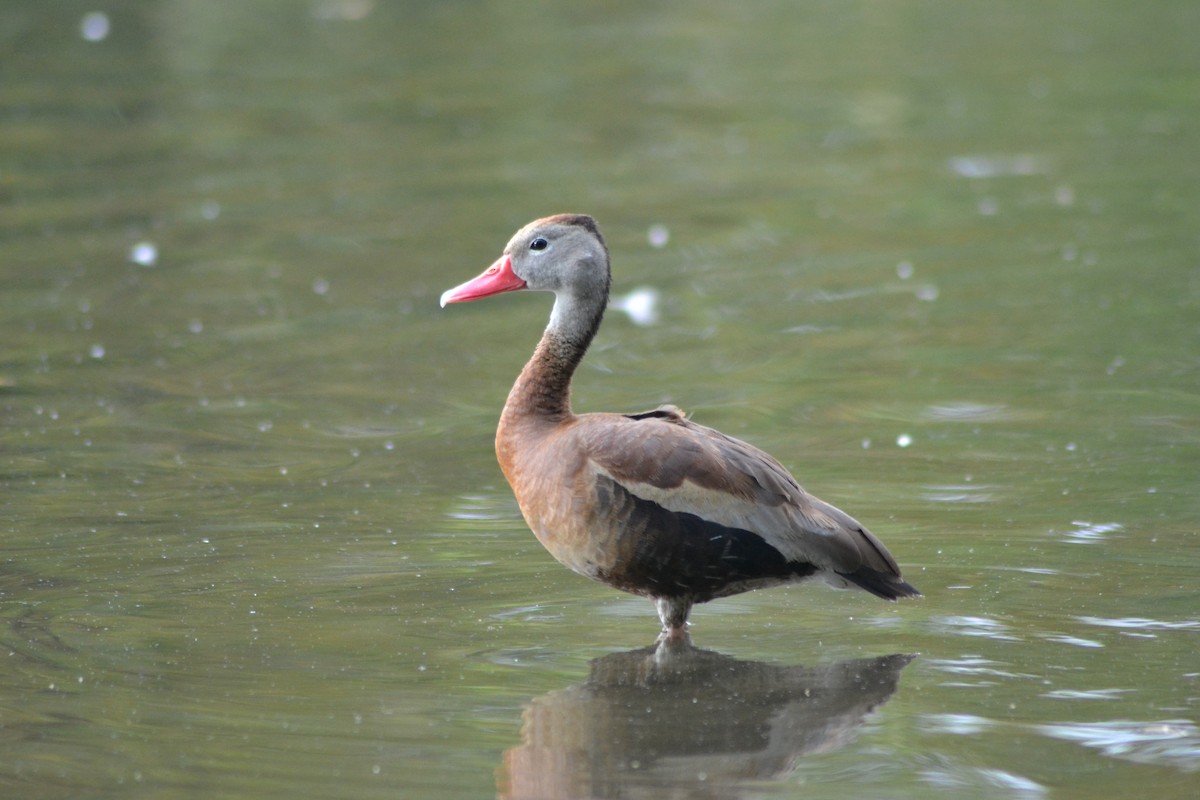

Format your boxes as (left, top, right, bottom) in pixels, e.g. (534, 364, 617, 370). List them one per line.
(3, 1, 1198, 798)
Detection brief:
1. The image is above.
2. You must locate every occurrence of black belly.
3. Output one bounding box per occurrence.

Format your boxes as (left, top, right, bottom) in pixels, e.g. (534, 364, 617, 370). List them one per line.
(591, 475, 816, 602)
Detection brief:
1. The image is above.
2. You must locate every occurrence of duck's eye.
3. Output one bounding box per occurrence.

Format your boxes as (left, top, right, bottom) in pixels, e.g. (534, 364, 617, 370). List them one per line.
(530, 237, 548, 251)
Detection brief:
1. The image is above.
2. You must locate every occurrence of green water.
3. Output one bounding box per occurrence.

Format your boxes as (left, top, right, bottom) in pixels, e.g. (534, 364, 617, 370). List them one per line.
(3, 1, 1198, 798)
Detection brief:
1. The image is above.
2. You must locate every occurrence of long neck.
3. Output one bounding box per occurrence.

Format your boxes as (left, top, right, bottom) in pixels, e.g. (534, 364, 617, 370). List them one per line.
(502, 290, 606, 424)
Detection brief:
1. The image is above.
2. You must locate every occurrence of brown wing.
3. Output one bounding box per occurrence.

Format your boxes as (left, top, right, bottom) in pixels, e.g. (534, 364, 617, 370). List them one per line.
(574, 405, 907, 582)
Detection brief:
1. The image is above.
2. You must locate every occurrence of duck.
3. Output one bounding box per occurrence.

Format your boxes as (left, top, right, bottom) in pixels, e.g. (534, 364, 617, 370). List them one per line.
(440, 214, 920, 636)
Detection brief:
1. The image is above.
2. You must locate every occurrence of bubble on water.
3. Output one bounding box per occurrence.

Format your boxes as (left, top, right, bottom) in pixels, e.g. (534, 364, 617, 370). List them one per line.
(611, 287, 661, 326)
(89, 344, 106, 359)
(896, 433, 912, 448)
(80, 12, 110, 42)
(313, 278, 330, 295)
(896, 261, 914, 280)
(201, 201, 221, 220)
(130, 241, 158, 267)
(647, 224, 670, 248)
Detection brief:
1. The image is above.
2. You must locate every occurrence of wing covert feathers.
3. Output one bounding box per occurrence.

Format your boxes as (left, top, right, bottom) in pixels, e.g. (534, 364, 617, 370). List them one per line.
(579, 408, 912, 584)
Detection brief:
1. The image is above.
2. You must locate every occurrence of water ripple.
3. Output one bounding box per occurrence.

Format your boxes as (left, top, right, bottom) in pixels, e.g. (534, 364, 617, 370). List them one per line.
(1042, 689, 1131, 700)
(1060, 521, 1124, 544)
(930, 615, 1022, 641)
(921, 402, 1018, 422)
(920, 713, 997, 735)
(928, 656, 1036, 680)
(922, 484, 998, 503)
(1039, 633, 1104, 649)
(1076, 616, 1200, 632)
(1036, 720, 1200, 772)
(921, 764, 1048, 798)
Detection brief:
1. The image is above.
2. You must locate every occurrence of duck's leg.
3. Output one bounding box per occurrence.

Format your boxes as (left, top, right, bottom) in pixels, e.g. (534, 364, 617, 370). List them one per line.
(655, 596, 693, 640)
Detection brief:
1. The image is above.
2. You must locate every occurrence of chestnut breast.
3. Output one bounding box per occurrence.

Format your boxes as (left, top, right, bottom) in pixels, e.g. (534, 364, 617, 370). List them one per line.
(496, 414, 619, 579)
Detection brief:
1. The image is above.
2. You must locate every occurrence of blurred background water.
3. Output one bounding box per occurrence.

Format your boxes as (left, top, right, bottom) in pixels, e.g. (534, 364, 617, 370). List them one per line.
(2, 1, 1198, 798)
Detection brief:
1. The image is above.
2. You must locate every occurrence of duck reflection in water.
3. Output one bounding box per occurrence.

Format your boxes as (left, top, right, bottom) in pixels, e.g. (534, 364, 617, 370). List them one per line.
(498, 635, 915, 799)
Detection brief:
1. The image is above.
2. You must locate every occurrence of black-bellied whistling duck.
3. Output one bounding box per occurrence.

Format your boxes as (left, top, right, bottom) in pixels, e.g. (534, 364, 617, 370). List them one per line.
(441, 214, 920, 636)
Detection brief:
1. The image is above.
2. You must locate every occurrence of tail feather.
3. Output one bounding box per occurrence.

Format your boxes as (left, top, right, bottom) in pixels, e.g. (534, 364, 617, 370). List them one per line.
(840, 567, 922, 601)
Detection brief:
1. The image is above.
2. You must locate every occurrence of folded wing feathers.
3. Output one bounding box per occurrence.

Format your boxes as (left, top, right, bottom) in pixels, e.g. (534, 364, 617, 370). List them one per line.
(583, 410, 902, 578)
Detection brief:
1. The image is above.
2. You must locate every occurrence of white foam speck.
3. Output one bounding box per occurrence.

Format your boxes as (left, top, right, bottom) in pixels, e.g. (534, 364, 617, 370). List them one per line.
(130, 241, 158, 267)
(80, 12, 110, 42)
